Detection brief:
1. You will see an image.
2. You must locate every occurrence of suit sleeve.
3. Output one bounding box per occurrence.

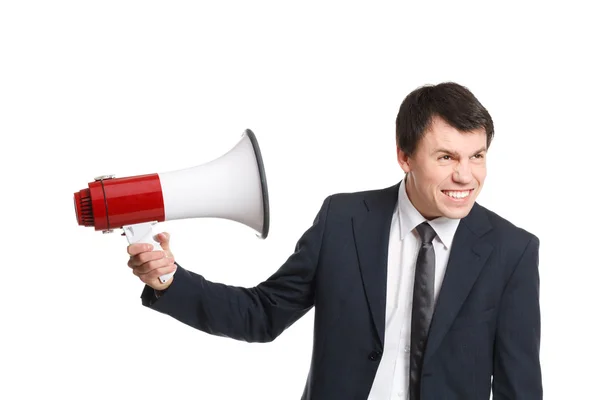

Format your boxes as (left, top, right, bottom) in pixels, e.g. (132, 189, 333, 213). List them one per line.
(139, 195, 332, 343)
(492, 234, 543, 399)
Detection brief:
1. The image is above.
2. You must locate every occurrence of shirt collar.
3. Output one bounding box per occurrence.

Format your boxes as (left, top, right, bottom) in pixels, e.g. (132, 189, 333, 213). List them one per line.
(397, 179, 461, 249)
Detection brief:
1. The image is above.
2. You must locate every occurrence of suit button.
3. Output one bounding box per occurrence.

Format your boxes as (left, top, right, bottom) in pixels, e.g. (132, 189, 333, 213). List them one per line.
(368, 351, 382, 361)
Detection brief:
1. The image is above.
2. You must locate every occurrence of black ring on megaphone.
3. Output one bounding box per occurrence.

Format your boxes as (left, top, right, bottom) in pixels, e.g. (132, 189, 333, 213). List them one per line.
(98, 178, 111, 230)
(245, 129, 270, 239)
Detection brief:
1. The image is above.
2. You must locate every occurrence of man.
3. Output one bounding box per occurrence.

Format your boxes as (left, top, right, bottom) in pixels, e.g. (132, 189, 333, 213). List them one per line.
(127, 82, 542, 399)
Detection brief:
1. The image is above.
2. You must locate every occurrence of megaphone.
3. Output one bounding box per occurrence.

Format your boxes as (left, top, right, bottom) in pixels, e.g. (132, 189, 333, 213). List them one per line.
(73, 129, 270, 283)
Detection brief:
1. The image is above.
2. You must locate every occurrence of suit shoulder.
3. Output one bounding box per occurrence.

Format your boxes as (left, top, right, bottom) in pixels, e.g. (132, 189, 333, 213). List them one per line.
(475, 203, 539, 246)
(328, 187, 380, 203)
(325, 184, 397, 213)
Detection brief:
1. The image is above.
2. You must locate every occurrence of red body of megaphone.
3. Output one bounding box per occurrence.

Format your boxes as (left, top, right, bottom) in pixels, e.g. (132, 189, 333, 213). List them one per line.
(73, 129, 270, 282)
(74, 173, 165, 232)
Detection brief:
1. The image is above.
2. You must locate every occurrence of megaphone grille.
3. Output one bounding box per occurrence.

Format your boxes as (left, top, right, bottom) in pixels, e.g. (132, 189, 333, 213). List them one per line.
(74, 188, 94, 227)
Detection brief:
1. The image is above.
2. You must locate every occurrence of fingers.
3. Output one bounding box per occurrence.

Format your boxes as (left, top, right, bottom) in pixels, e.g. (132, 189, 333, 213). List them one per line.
(126, 231, 175, 286)
(133, 257, 177, 285)
(132, 254, 174, 275)
(127, 249, 166, 269)
(127, 243, 152, 257)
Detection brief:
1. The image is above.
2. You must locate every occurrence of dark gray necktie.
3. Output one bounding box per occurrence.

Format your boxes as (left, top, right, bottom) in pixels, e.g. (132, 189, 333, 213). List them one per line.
(409, 222, 436, 400)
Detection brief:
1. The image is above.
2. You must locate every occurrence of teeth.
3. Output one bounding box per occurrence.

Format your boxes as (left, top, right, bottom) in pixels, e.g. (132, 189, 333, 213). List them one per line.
(443, 190, 470, 199)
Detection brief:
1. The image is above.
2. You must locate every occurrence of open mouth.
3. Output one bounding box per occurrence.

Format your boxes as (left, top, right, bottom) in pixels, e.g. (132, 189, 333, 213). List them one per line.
(441, 189, 473, 200)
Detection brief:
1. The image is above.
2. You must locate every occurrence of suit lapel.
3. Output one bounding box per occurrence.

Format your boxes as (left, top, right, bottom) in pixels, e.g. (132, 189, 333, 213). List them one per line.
(350, 183, 494, 355)
(424, 203, 494, 363)
(352, 183, 399, 348)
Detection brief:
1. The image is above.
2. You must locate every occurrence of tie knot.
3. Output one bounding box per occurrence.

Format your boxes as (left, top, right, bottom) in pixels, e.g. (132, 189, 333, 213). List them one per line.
(416, 222, 436, 244)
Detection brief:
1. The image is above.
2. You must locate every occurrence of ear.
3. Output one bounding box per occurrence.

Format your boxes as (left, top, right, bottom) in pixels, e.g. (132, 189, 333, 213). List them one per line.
(397, 147, 411, 173)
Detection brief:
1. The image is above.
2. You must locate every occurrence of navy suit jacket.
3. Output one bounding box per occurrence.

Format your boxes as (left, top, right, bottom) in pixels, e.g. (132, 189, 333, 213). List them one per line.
(141, 182, 542, 399)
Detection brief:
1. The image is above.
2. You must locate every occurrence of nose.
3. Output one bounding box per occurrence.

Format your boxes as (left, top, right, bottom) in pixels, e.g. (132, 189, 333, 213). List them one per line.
(453, 160, 473, 183)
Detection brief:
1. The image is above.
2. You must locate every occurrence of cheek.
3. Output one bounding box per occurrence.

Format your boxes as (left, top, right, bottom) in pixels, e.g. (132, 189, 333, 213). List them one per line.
(473, 165, 487, 182)
(418, 174, 441, 194)
(418, 165, 445, 183)
(430, 169, 453, 188)
(413, 164, 451, 194)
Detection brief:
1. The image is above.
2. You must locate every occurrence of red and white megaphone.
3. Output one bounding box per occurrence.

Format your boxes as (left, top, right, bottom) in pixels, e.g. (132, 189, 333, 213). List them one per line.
(73, 129, 270, 283)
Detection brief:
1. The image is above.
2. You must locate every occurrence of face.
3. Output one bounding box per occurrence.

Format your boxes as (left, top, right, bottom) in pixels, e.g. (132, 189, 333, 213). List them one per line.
(397, 116, 488, 220)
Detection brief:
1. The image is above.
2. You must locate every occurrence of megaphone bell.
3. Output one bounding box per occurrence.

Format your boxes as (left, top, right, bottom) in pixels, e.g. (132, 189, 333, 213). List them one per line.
(74, 129, 270, 283)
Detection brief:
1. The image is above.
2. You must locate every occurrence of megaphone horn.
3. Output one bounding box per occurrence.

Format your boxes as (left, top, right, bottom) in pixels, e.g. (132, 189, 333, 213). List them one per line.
(74, 129, 270, 283)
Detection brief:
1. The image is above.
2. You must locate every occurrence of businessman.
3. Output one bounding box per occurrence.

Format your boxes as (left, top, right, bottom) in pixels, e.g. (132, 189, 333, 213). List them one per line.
(127, 82, 542, 399)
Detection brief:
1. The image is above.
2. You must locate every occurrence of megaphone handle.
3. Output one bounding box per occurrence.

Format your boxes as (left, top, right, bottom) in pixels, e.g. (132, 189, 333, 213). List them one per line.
(123, 221, 175, 284)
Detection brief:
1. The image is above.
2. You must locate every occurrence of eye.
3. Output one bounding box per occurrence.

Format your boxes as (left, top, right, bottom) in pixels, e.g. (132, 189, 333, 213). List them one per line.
(439, 155, 451, 160)
(472, 153, 484, 159)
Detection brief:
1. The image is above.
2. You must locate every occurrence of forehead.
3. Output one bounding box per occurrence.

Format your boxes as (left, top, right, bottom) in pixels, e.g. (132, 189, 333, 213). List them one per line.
(420, 116, 487, 153)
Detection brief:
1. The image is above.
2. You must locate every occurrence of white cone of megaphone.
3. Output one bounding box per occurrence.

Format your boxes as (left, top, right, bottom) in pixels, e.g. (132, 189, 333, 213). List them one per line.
(74, 129, 270, 283)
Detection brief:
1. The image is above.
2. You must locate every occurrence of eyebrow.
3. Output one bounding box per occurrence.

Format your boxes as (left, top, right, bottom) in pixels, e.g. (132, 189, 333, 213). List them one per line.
(432, 147, 487, 157)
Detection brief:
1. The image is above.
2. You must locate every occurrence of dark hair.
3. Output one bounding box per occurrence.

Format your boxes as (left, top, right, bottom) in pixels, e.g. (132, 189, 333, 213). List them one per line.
(395, 82, 494, 157)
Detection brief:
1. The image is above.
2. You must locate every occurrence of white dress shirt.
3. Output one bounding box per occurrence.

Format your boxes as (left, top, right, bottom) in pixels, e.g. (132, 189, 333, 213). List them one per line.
(367, 179, 461, 400)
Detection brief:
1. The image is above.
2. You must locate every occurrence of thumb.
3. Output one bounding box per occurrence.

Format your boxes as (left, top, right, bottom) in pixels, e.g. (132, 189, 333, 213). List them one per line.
(155, 232, 171, 252)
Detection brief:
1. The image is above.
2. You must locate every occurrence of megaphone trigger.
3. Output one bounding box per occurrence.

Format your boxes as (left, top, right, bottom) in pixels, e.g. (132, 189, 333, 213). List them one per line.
(123, 221, 174, 283)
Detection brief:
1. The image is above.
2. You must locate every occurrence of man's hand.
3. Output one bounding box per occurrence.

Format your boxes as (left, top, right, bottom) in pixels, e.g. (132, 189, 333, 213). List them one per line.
(127, 232, 176, 291)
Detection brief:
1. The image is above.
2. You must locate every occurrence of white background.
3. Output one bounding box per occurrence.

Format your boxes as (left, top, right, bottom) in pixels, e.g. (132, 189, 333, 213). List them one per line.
(1, 1, 598, 399)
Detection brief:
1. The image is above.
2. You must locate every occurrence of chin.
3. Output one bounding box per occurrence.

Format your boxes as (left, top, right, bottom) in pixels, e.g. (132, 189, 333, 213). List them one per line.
(440, 202, 475, 219)
(444, 209, 471, 219)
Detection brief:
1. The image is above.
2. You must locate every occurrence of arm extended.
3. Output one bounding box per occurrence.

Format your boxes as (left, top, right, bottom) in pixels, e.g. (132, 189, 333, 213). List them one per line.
(141, 196, 332, 343)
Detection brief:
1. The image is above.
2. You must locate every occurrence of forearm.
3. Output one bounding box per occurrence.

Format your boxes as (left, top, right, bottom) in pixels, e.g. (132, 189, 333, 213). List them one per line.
(141, 196, 332, 343)
(143, 265, 302, 342)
